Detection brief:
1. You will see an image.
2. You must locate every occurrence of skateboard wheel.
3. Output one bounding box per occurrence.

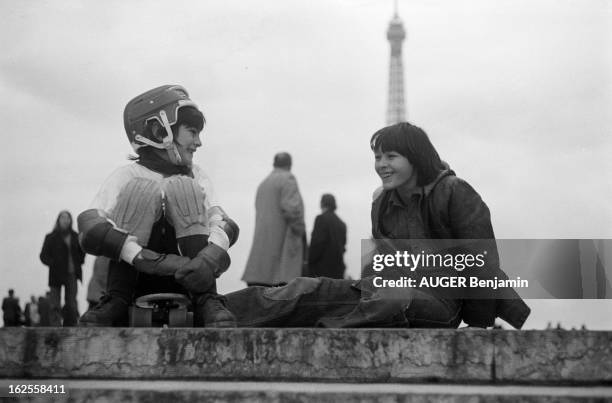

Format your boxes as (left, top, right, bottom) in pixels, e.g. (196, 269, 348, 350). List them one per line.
(130, 306, 152, 327)
(168, 307, 188, 327)
(186, 312, 194, 327)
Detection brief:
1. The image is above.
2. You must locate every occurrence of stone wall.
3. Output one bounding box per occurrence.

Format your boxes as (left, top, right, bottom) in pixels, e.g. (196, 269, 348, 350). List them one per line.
(1, 328, 610, 385)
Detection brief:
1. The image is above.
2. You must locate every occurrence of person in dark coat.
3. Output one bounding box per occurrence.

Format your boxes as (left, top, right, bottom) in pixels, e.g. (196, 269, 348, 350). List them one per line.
(39, 211, 85, 326)
(37, 293, 51, 327)
(2, 289, 22, 326)
(308, 194, 347, 279)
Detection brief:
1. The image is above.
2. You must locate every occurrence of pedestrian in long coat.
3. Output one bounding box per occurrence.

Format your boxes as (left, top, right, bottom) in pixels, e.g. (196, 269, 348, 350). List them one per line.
(39, 210, 85, 326)
(243, 152, 306, 286)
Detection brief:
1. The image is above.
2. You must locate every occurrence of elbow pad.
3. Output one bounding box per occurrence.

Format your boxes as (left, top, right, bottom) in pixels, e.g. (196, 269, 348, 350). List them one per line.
(77, 209, 129, 261)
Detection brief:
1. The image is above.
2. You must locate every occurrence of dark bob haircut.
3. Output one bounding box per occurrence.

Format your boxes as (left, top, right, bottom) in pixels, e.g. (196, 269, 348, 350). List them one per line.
(173, 106, 205, 133)
(370, 122, 444, 186)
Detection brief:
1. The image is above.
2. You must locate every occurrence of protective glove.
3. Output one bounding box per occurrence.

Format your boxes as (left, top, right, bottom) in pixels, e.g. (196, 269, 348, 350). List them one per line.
(132, 249, 190, 276)
(174, 243, 231, 293)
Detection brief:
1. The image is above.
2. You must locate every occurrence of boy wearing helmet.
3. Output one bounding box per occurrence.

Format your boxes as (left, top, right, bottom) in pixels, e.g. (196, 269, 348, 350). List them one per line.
(78, 85, 239, 327)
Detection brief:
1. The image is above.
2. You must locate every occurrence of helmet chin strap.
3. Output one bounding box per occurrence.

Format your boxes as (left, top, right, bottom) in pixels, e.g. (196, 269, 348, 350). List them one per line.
(132, 110, 184, 165)
(159, 110, 182, 165)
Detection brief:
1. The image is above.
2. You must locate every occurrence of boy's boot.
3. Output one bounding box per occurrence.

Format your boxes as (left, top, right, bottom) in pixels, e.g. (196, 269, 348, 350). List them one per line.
(177, 234, 236, 328)
(193, 292, 236, 328)
(78, 260, 135, 327)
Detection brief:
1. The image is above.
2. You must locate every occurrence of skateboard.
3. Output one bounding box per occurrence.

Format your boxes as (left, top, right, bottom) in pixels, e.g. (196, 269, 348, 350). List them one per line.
(129, 293, 193, 327)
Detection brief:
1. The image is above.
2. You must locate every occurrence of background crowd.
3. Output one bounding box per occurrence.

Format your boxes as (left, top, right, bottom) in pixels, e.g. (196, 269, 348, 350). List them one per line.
(2, 289, 52, 327)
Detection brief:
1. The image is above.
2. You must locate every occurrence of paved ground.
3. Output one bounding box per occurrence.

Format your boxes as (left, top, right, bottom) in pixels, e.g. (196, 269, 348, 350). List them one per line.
(2, 379, 612, 398)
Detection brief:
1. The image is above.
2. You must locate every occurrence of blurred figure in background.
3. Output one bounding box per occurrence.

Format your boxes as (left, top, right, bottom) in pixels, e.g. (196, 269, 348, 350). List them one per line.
(87, 256, 109, 310)
(308, 194, 347, 279)
(24, 295, 40, 327)
(2, 289, 22, 327)
(243, 152, 306, 286)
(38, 292, 51, 327)
(39, 210, 85, 326)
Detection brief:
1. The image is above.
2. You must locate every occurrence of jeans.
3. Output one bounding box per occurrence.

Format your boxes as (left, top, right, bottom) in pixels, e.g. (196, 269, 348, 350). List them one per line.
(49, 273, 78, 327)
(226, 276, 462, 328)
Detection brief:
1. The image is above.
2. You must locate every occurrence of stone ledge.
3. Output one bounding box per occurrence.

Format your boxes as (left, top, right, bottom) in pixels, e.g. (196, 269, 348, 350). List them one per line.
(0, 328, 610, 384)
(493, 331, 612, 384)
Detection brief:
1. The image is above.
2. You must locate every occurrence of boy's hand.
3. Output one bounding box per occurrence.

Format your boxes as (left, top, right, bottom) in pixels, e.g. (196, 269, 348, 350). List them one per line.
(174, 243, 231, 293)
(133, 249, 190, 276)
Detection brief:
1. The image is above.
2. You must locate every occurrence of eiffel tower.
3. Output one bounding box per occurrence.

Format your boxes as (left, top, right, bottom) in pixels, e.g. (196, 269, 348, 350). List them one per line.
(386, 1, 406, 125)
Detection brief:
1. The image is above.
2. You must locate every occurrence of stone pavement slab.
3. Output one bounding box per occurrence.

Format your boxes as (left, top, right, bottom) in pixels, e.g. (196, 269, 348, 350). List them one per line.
(1, 380, 612, 403)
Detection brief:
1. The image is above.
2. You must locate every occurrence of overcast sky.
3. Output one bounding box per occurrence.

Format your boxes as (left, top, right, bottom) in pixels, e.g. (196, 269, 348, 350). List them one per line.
(1, 0, 610, 328)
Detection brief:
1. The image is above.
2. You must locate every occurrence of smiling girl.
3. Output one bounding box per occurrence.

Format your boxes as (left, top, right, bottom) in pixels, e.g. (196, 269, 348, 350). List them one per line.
(370, 122, 478, 240)
(369, 122, 529, 328)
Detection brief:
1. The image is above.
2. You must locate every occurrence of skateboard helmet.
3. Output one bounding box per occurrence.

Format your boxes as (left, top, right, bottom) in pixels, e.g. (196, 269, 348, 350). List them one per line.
(123, 85, 200, 164)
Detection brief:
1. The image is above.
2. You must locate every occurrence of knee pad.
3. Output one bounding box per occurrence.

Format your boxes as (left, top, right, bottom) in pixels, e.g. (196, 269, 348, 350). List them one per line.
(110, 177, 162, 247)
(162, 176, 209, 238)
